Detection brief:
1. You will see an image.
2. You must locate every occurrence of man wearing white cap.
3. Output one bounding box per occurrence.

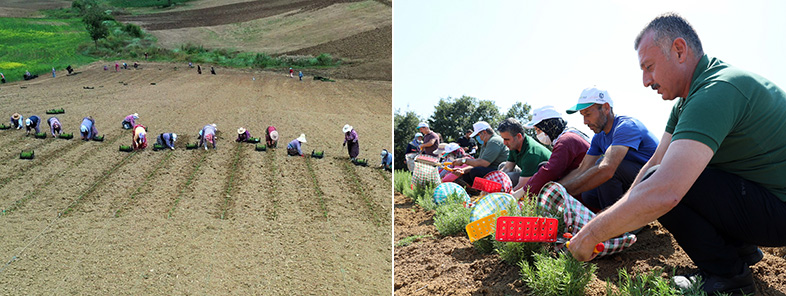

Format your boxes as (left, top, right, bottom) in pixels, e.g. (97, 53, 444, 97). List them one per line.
(287, 134, 307, 156)
(561, 86, 658, 212)
(342, 124, 359, 160)
(24, 115, 41, 136)
(513, 106, 590, 198)
(452, 121, 509, 186)
(416, 122, 440, 156)
(496, 117, 552, 193)
(265, 126, 279, 147)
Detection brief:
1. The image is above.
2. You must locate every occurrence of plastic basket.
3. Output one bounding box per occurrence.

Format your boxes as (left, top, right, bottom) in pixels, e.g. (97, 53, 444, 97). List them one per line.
(495, 216, 559, 243)
(472, 177, 502, 193)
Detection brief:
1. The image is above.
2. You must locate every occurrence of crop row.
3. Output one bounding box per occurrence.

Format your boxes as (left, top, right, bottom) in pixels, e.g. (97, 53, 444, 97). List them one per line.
(113, 150, 173, 217)
(265, 149, 280, 220)
(168, 152, 208, 218)
(218, 143, 243, 220)
(304, 157, 328, 219)
(340, 161, 382, 226)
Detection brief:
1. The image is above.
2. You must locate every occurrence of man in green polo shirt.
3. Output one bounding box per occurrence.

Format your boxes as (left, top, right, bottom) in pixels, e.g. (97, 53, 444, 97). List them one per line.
(567, 13, 786, 296)
(497, 118, 551, 193)
(452, 121, 509, 187)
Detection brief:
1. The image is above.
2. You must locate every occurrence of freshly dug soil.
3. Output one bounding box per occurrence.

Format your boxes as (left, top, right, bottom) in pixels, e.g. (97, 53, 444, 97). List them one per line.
(394, 192, 786, 295)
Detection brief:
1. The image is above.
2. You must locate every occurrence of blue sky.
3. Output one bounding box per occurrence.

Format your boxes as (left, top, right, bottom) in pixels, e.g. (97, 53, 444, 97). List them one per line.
(393, 0, 786, 138)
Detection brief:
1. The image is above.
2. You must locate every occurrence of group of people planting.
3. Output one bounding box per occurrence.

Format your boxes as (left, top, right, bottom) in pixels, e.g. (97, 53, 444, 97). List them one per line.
(407, 13, 786, 295)
(10, 113, 99, 141)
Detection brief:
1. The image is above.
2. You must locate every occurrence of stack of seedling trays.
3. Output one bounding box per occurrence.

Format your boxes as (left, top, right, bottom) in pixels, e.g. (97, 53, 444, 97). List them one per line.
(0, 124, 10, 130)
(245, 137, 261, 143)
(352, 158, 368, 167)
(119, 145, 133, 152)
(311, 150, 324, 159)
(255, 144, 267, 151)
(19, 150, 34, 159)
(186, 143, 199, 150)
(92, 135, 104, 141)
(45, 108, 65, 114)
(34, 132, 47, 139)
(59, 133, 73, 139)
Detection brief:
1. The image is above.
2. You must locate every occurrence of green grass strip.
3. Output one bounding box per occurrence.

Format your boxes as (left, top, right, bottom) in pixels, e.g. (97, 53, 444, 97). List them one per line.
(60, 150, 137, 216)
(168, 152, 208, 218)
(305, 157, 328, 219)
(114, 150, 172, 217)
(219, 143, 242, 220)
(341, 161, 381, 226)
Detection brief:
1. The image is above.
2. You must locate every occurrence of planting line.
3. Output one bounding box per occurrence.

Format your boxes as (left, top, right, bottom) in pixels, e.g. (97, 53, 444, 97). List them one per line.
(340, 161, 382, 227)
(0, 141, 130, 274)
(0, 134, 123, 216)
(113, 150, 172, 217)
(265, 148, 280, 220)
(304, 157, 328, 219)
(218, 143, 243, 220)
(168, 152, 208, 219)
(60, 150, 138, 216)
(0, 135, 52, 163)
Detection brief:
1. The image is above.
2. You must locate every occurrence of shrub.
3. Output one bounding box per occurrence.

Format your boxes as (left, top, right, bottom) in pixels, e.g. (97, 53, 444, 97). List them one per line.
(393, 170, 411, 194)
(433, 202, 471, 236)
(123, 23, 143, 38)
(520, 250, 597, 296)
(472, 236, 495, 254)
(605, 267, 708, 296)
(412, 184, 437, 211)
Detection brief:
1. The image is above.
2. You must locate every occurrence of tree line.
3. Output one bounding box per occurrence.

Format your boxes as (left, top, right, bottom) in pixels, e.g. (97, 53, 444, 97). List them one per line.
(394, 95, 535, 170)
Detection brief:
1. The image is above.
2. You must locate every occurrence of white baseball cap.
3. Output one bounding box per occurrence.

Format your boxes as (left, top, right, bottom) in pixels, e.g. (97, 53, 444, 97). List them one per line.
(441, 143, 461, 157)
(469, 121, 491, 137)
(524, 106, 562, 129)
(566, 86, 613, 114)
(416, 122, 429, 129)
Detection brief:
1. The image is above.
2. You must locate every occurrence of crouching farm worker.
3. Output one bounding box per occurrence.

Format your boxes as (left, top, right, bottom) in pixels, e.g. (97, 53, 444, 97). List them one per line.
(343, 124, 359, 160)
(11, 113, 23, 129)
(568, 13, 786, 296)
(122, 113, 138, 129)
(380, 149, 392, 170)
(25, 115, 41, 135)
(287, 134, 307, 156)
(80, 116, 98, 140)
(133, 124, 148, 150)
(156, 133, 177, 150)
(199, 123, 217, 150)
(265, 126, 279, 147)
(48, 117, 62, 137)
(236, 127, 251, 142)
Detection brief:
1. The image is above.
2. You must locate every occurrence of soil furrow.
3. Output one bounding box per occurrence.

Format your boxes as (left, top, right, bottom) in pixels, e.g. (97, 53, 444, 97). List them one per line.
(113, 150, 173, 217)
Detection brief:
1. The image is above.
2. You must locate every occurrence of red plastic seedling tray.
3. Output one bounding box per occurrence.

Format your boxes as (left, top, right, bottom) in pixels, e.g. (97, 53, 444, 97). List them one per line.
(495, 216, 559, 242)
(472, 177, 502, 193)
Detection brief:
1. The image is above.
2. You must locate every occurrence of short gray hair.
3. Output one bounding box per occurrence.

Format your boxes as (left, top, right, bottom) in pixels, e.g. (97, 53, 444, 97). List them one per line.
(635, 12, 703, 59)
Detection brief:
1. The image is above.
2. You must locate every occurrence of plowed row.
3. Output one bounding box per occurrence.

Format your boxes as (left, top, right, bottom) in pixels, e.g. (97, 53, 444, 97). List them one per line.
(0, 62, 391, 295)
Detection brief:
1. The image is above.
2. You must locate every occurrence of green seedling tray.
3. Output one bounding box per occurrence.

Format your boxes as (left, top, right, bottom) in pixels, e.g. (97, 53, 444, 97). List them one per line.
(119, 145, 133, 152)
(352, 158, 368, 167)
(0, 124, 9, 130)
(186, 143, 198, 150)
(93, 135, 104, 141)
(255, 144, 267, 151)
(34, 132, 47, 139)
(19, 150, 34, 159)
(45, 108, 65, 114)
(152, 143, 165, 151)
(245, 137, 260, 143)
(59, 133, 73, 139)
(311, 150, 324, 159)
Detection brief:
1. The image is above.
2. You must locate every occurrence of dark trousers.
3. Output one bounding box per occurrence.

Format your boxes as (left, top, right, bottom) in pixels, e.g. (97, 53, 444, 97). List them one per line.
(581, 157, 643, 210)
(287, 147, 299, 156)
(651, 166, 786, 277)
(347, 141, 359, 158)
(461, 166, 497, 186)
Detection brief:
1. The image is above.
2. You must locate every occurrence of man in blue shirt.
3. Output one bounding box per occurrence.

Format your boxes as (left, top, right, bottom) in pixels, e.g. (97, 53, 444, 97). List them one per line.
(561, 87, 658, 211)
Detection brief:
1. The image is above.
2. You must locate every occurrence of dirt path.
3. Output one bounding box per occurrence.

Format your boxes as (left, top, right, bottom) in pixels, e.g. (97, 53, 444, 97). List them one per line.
(0, 61, 391, 295)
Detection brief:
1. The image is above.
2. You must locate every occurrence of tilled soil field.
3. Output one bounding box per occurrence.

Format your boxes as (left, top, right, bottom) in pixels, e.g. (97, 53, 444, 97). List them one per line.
(394, 192, 786, 295)
(0, 62, 392, 295)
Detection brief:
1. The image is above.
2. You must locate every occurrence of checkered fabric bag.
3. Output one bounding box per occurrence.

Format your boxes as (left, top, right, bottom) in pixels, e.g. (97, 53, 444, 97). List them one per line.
(411, 161, 441, 188)
(483, 170, 512, 193)
(433, 182, 470, 205)
(470, 192, 518, 222)
(537, 181, 637, 256)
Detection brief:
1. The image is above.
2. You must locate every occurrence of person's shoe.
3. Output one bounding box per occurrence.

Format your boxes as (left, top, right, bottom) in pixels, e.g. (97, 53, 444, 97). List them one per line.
(673, 266, 755, 296)
(738, 245, 764, 266)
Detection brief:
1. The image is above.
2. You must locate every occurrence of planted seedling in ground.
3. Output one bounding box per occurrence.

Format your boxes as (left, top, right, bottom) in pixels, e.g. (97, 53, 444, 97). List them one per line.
(304, 156, 328, 219)
(61, 150, 137, 216)
(169, 152, 208, 218)
(520, 250, 597, 296)
(341, 161, 382, 226)
(395, 234, 435, 247)
(218, 143, 243, 219)
(115, 151, 172, 217)
(264, 147, 279, 220)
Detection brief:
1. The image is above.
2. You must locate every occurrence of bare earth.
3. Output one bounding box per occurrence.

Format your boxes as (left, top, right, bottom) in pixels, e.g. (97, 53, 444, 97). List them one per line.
(394, 192, 786, 295)
(0, 62, 392, 295)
